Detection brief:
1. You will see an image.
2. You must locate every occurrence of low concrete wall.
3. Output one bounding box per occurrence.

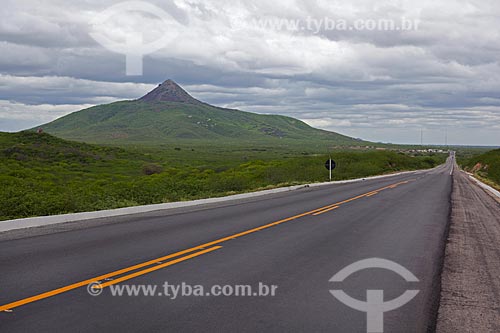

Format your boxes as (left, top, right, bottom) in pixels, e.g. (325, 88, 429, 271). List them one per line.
(468, 175, 500, 200)
(0, 170, 419, 233)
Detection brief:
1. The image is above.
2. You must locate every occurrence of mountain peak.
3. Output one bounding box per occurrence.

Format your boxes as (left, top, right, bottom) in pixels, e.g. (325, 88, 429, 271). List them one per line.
(139, 79, 202, 104)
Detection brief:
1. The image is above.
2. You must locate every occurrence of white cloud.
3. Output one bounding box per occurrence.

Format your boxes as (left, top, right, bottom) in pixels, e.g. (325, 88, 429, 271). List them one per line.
(0, 100, 93, 131)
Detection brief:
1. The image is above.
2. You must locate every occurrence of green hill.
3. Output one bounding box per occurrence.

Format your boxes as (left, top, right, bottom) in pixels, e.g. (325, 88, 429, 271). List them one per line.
(462, 149, 500, 187)
(37, 80, 363, 147)
(0, 131, 144, 164)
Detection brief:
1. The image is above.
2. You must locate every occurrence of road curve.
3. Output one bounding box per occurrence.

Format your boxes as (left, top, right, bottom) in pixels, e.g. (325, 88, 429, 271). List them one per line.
(0, 158, 455, 332)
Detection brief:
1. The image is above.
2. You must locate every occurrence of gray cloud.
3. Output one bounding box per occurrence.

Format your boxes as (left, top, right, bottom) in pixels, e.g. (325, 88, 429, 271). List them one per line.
(0, 0, 499, 145)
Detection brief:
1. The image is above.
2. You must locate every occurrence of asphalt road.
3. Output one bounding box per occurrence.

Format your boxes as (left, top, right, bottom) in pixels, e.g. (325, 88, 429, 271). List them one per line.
(0, 158, 455, 332)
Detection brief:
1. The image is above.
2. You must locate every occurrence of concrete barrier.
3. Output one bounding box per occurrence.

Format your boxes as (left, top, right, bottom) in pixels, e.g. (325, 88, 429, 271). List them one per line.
(0, 170, 419, 233)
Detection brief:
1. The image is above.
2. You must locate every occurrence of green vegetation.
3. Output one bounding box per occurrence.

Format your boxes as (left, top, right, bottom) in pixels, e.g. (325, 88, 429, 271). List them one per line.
(0, 131, 445, 221)
(461, 149, 500, 189)
(37, 100, 365, 147)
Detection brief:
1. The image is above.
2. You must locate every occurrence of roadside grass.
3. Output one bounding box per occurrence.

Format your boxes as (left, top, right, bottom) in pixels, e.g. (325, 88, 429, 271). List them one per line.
(0, 131, 445, 221)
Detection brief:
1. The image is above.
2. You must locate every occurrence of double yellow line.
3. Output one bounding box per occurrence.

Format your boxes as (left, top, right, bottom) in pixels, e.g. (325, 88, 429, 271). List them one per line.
(0, 179, 411, 312)
(0, 246, 222, 312)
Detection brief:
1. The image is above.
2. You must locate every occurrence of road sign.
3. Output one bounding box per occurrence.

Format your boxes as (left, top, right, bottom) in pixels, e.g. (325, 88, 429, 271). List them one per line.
(325, 159, 336, 171)
(325, 159, 336, 182)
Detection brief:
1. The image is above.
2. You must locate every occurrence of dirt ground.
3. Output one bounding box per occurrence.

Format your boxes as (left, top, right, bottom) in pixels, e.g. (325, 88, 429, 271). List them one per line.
(436, 170, 500, 332)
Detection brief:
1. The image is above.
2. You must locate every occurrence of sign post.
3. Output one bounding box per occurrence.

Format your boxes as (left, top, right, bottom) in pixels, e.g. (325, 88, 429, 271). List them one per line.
(325, 158, 337, 181)
(329, 159, 332, 181)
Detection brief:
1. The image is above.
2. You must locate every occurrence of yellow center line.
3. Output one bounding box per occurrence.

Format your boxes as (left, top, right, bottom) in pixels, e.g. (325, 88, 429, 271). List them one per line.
(312, 206, 339, 216)
(0, 247, 206, 312)
(0, 178, 414, 312)
(95, 246, 222, 289)
(311, 181, 409, 216)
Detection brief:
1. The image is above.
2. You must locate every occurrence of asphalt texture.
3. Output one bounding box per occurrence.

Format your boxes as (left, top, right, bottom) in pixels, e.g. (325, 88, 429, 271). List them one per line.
(0, 158, 455, 332)
(436, 169, 500, 332)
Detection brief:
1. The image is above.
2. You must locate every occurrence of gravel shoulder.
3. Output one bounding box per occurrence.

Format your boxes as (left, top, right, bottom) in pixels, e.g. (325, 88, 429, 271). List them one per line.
(436, 170, 500, 332)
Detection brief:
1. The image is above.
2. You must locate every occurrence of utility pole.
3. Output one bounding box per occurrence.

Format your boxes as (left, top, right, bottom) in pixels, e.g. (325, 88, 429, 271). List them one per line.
(420, 129, 423, 146)
(445, 129, 448, 147)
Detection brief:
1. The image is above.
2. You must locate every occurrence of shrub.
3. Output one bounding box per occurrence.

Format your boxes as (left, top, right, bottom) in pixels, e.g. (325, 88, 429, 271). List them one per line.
(142, 163, 163, 175)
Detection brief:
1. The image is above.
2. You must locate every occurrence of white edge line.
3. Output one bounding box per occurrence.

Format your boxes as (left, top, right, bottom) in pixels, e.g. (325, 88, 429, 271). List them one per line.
(0, 169, 421, 233)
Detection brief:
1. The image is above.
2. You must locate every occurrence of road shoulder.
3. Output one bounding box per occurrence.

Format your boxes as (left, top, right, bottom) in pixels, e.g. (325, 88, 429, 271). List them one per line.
(436, 170, 500, 332)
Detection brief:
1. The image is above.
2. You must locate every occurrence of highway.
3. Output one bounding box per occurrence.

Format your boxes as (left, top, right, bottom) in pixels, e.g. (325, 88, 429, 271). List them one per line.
(0, 157, 455, 332)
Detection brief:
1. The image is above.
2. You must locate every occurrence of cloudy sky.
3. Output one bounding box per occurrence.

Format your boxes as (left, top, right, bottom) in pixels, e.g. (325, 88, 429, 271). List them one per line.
(1, 0, 499, 145)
